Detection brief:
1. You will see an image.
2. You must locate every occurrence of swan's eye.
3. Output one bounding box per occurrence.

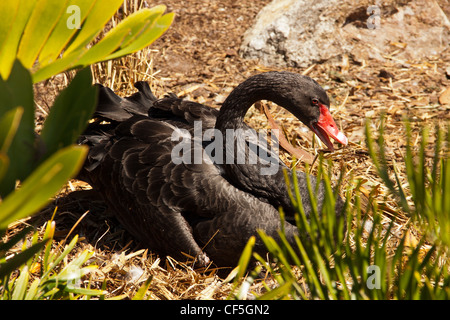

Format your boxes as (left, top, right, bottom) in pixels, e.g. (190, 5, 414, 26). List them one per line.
(311, 98, 319, 106)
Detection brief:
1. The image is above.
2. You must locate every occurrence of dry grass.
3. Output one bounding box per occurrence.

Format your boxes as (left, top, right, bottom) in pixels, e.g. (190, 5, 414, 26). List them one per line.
(11, 0, 450, 299)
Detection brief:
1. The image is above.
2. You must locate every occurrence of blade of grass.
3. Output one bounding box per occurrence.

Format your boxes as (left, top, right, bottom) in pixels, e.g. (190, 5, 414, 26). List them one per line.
(11, 265, 29, 300)
(132, 275, 153, 300)
(0, 241, 48, 279)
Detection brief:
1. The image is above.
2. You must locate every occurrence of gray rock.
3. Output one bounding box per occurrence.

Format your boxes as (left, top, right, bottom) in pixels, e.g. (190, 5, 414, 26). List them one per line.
(240, 0, 450, 67)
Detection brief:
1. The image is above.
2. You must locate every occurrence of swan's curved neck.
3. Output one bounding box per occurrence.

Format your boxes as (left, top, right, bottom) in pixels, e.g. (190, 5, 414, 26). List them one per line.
(215, 85, 259, 131)
(215, 74, 290, 132)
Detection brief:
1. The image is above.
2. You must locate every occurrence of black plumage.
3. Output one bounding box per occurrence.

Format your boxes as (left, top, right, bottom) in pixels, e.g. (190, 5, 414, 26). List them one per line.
(78, 71, 347, 267)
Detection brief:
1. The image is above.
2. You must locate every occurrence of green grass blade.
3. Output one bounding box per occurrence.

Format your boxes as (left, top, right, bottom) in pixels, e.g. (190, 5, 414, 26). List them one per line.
(132, 275, 153, 300)
(293, 236, 325, 299)
(236, 236, 255, 280)
(257, 279, 294, 300)
(11, 265, 29, 300)
(24, 278, 40, 300)
(42, 235, 79, 279)
(0, 241, 48, 279)
(64, 286, 106, 297)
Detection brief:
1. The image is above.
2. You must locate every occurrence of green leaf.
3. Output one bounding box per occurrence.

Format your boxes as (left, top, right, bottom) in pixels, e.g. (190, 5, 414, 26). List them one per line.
(63, 0, 124, 56)
(0, 106, 23, 153)
(0, 107, 23, 184)
(0, 61, 35, 197)
(104, 9, 174, 61)
(38, 0, 96, 65)
(0, 146, 88, 229)
(56, 264, 95, 283)
(0, 2, 20, 57)
(0, 0, 37, 79)
(40, 68, 97, 159)
(31, 48, 88, 84)
(16, 0, 68, 69)
(75, 26, 133, 66)
(75, 7, 166, 66)
(32, 3, 173, 83)
(2, 1, 173, 83)
(42, 221, 56, 273)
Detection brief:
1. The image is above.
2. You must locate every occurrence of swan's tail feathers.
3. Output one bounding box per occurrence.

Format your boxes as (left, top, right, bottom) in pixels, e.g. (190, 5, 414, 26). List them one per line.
(94, 81, 157, 122)
(78, 82, 156, 179)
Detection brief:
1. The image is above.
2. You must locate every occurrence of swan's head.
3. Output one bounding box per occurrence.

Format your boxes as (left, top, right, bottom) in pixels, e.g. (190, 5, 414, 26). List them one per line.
(263, 71, 348, 151)
(219, 71, 348, 151)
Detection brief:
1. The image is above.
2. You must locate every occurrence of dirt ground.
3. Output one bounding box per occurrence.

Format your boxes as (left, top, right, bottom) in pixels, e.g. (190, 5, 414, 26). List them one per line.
(21, 0, 450, 299)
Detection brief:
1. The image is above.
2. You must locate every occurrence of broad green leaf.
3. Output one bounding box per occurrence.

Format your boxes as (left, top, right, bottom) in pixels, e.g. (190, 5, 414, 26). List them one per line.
(63, 0, 124, 56)
(0, 153, 8, 183)
(31, 48, 88, 84)
(32, 3, 173, 83)
(62, 250, 94, 272)
(103, 9, 158, 49)
(109, 5, 168, 49)
(106, 12, 175, 61)
(0, 107, 23, 153)
(40, 67, 97, 159)
(75, 26, 133, 66)
(0, 2, 20, 54)
(2, 1, 173, 83)
(0, 61, 35, 197)
(0, 0, 37, 79)
(42, 287, 60, 298)
(76, 7, 167, 66)
(38, 0, 96, 65)
(17, 0, 68, 69)
(0, 145, 88, 229)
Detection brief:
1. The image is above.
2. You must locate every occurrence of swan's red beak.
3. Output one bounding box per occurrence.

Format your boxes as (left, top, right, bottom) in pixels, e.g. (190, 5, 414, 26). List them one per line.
(309, 104, 348, 151)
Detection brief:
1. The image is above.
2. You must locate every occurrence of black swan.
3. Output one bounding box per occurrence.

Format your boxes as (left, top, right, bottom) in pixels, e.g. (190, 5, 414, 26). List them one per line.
(78, 71, 348, 267)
